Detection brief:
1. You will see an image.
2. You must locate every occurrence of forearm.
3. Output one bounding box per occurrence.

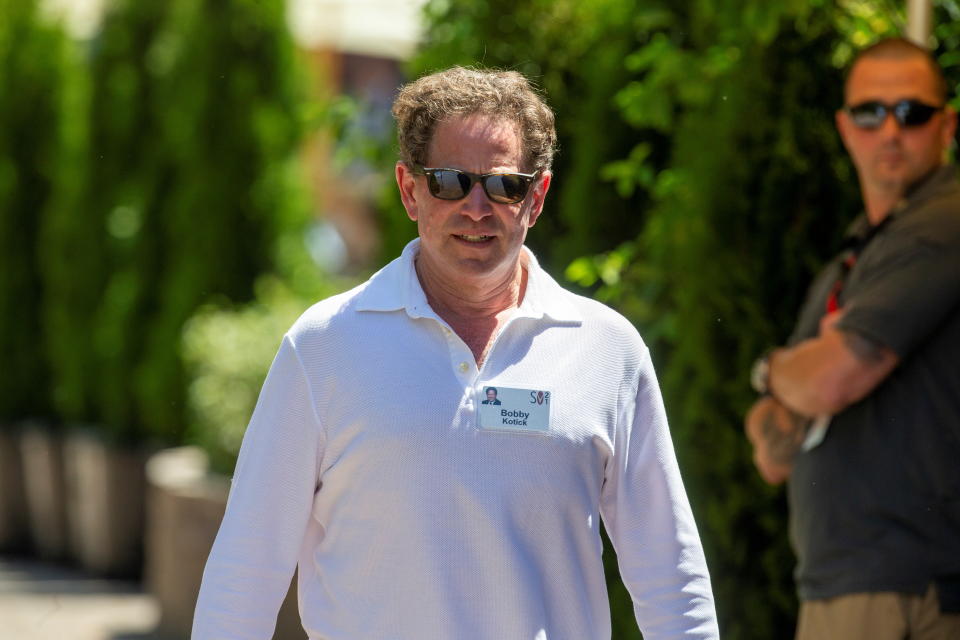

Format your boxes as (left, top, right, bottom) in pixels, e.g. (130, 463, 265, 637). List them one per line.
(767, 325, 897, 416)
(768, 339, 840, 416)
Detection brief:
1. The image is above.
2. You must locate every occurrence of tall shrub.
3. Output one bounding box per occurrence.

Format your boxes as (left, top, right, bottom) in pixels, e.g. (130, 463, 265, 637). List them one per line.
(580, 3, 960, 637)
(42, 0, 305, 445)
(567, 3, 863, 638)
(124, 0, 305, 445)
(42, 0, 182, 439)
(0, 0, 67, 424)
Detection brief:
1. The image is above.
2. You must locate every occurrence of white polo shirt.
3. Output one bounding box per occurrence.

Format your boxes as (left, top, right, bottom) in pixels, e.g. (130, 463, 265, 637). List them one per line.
(192, 240, 718, 640)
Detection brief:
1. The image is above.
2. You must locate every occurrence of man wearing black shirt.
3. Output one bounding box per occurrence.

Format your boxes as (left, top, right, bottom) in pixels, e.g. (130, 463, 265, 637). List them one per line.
(745, 37, 960, 639)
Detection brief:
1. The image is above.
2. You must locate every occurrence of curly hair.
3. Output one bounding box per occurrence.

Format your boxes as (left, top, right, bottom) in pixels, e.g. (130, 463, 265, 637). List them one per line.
(392, 67, 557, 173)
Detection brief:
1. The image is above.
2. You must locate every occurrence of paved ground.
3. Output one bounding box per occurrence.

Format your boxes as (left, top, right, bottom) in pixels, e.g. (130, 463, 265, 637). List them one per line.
(0, 556, 159, 640)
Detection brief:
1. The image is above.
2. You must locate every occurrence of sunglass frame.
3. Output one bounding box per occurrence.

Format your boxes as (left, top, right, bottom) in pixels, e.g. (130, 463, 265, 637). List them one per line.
(412, 164, 538, 204)
(844, 99, 943, 130)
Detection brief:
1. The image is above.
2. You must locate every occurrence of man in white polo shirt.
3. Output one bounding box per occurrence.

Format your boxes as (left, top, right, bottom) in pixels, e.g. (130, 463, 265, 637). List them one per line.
(192, 66, 718, 640)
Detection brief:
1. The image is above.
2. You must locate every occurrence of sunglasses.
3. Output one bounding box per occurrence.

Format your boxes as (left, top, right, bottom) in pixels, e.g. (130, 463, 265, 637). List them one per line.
(412, 164, 537, 204)
(844, 99, 943, 129)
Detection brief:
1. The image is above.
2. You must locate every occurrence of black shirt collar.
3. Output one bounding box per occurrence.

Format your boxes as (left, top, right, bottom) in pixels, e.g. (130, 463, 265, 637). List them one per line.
(844, 164, 958, 242)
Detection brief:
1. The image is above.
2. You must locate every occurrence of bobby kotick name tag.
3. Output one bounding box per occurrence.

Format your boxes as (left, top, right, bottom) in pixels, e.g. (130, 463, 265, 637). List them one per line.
(477, 385, 551, 432)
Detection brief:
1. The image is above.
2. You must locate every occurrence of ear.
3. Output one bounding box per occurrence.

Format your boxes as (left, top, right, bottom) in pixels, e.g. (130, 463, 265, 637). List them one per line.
(525, 171, 552, 228)
(940, 105, 958, 151)
(395, 162, 420, 222)
(835, 109, 853, 153)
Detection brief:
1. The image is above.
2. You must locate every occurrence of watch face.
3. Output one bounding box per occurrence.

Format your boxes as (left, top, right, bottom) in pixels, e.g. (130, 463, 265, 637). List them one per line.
(750, 356, 770, 395)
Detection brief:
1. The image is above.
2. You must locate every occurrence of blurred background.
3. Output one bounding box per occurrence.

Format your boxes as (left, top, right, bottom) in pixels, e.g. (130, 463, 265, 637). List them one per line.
(2, 0, 959, 638)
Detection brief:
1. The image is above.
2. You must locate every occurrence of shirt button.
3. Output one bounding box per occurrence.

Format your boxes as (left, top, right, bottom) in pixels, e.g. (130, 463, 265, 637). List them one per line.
(458, 362, 469, 373)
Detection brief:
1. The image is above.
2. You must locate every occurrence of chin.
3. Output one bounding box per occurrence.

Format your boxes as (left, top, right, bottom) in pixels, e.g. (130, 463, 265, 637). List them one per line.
(869, 166, 908, 188)
(457, 258, 504, 276)
(456, 255, 517, 280)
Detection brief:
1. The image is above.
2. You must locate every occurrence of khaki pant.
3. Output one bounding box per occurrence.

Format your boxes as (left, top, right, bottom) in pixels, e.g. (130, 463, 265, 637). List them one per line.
(796, 585, 960, 640)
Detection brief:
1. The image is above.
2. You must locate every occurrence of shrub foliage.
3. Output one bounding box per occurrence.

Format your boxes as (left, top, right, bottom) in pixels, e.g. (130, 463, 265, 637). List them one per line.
(38, 0, 304, 444)
(0, 0, 66, 424)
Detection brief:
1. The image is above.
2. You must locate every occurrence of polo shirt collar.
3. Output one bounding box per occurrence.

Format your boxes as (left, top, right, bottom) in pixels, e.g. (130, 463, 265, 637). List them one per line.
(844, 164, 959, 239)
(899, 163, 958, 213)
(355, 238, 582, 325)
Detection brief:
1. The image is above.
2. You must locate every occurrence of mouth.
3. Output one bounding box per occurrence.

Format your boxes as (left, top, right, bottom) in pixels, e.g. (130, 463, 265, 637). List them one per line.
(877, 153, 904, 167)
(454, 234, 494, 243)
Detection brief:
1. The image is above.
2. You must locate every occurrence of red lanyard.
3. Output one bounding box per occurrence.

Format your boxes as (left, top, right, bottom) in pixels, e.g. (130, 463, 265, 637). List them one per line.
(825, 215, 893, 314)
(826, 253, 857, 313)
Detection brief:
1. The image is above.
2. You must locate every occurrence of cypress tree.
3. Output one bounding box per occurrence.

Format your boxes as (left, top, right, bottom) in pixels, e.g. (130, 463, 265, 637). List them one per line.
(0, 0, 67, 424)
(131, 0, 304, 444)
(42, 0, 304, 445)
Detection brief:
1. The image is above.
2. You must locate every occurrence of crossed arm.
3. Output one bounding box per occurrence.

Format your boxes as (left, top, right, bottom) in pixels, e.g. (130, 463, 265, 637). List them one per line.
(744, 313, 899, 485)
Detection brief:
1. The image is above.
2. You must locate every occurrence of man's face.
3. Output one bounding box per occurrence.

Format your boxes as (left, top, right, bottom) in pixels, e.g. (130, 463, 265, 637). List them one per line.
(395, 114, 551, 292)
(486, 389, 497, 402)
(836, 56, 957, 198)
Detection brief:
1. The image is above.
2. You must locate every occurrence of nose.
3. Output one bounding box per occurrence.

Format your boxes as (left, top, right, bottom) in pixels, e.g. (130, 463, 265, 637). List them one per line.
(459, 181, 492, 221)
(876, 111, 902, 139)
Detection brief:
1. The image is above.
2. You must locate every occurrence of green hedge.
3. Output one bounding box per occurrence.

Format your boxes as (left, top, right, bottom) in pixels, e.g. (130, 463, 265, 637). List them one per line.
(0, 0, 66, 424)
(581, 4, 960, 637)
(39, 0, 305, 445)
(576, 7, 861, 637)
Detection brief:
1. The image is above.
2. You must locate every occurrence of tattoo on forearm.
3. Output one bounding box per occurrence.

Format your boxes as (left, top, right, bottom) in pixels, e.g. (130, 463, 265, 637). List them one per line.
(760, 407, 811, 466)
(841, 329, 886, 364)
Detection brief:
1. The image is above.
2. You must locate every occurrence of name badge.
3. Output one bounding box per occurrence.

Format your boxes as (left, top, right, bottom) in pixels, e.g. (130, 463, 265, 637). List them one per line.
(477, 385, 551, 432)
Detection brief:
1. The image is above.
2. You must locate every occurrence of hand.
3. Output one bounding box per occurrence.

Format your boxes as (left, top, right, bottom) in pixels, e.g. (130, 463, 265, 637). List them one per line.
(745, 396, 811, 485)
(819, 308, 846, 335)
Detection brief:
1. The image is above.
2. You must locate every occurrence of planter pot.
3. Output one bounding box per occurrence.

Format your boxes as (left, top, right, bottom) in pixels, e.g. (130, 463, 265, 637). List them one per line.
(145, 447, 304, 640)
(0, 426, 30, 552)
(63, 427, 148, 577)
(19, 421, 69, 560)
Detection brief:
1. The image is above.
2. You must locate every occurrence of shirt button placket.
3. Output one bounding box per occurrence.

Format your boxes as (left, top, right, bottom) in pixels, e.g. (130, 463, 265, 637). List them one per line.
(439, 323, 476, 382)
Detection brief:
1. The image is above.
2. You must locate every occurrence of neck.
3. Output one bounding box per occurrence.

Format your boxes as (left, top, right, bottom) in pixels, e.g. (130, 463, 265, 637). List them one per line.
(415, 252, 529, 367)
(862, 188, 901, 225)
(415, 253, 528, 321)
(861, 165, 941, 225)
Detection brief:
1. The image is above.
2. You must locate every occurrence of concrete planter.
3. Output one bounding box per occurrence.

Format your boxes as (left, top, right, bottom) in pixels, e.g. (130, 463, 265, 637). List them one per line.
(0, 426, 30, 553)
(19, 421, 69, 560)
(145, 447, 303, 640)
(63, 428, 148, 576)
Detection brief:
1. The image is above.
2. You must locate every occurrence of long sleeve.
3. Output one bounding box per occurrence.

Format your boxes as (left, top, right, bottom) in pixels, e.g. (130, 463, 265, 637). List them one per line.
(599, 348, 719, 639)
(192, 335, 324, 639)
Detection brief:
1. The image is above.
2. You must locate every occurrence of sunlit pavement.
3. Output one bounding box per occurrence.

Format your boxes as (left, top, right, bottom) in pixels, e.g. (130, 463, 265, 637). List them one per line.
(0, 557, 160, 640)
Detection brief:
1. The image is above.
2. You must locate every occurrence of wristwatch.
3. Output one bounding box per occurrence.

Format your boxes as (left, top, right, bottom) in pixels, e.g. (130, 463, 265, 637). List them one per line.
(750, 353, 771, 395)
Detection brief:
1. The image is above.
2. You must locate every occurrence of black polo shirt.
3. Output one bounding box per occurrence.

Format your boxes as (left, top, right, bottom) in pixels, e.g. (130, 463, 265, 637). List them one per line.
(786, 164, 960, 601)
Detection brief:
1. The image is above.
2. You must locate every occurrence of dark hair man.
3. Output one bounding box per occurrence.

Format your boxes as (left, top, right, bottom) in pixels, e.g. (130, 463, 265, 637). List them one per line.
(745, 38, 960, 639)
(482, 386, 501, 404)
(192, 67, 718, 639)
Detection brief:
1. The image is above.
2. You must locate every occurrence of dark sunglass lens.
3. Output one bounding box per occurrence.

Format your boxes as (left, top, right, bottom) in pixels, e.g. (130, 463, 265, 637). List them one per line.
(898, 101, 937, 127)
(429, 170, 471, 199)
(484, 174, 530, 204)
(849, 102, 885, 129)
